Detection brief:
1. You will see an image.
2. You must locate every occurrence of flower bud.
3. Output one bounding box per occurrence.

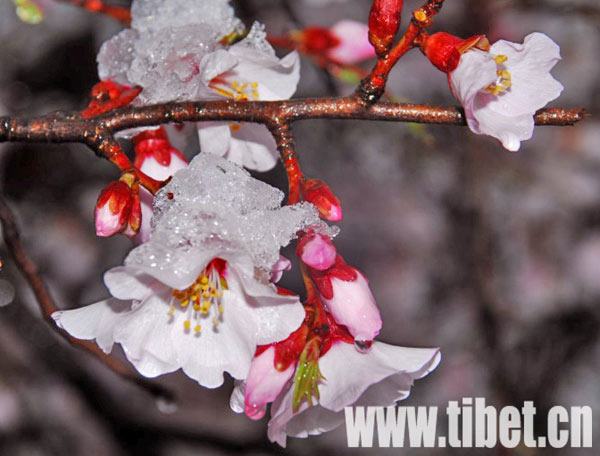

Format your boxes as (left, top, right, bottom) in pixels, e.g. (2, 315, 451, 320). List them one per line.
(244, 347, 295, 420)
(301, 179, 342, 222)
(297, 233, 337, 271)
(133, 128, 188, 182)
(298, 21, 375, 65)
(322, 270, 382, 342)
(422, 32, 490, 73)
(132, 128, 188, 243)
(95, 174, 141, 238)
(368, 0, 404, 57)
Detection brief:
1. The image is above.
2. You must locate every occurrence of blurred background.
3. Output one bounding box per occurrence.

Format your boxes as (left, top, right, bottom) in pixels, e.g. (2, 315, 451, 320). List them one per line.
(0, 0, 598, 454)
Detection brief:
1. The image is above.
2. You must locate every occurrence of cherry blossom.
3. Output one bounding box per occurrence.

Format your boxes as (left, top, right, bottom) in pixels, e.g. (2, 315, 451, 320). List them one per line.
(264, 341, 440, 447)
(231, 313, 440, 447)
(53, 153, 334, 388)
(197, 22, 300, 172)
(448, 33, 563, 151)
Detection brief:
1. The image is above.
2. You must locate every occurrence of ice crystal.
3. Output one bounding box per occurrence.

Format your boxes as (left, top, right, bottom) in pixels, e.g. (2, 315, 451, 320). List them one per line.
(131, 0, 242, 38)
(126, 154, 336, 276)
(97, 0, 246, 104)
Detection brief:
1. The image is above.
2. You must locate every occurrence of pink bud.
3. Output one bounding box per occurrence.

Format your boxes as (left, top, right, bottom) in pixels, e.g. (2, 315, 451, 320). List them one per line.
(301, 179, 342, 222)
(244, 347, 295, 421)
(322, 271, 382, 342)
(297, 233, 337, 271)
(328, 21, 376, 64)
(95, 181, 134, 237)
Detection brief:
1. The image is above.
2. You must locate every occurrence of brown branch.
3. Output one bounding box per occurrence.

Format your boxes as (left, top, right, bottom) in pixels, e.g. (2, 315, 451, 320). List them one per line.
(0, 99, 586, 146)
(0, 195, 174, 402)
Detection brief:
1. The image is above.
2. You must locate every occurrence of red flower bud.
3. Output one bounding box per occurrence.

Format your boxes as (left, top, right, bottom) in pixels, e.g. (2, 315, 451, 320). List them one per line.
(301, 179, 342, 222)
(422, 32, 490, 73)
(368, 0, 404, 57)
(95, 173, 141, 238)
(299, 27, 341, 55)
(133, 127, 188, 181)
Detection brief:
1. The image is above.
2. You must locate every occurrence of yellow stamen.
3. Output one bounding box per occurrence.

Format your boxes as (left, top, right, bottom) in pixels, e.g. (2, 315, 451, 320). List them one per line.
(169, 260, 228, 335)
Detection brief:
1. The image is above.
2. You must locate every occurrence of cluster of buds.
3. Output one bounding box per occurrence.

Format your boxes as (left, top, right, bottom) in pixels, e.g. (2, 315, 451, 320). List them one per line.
(241, 226, 383, 420)
(298, 231, 382, 342)
(94, 127, 188, 241)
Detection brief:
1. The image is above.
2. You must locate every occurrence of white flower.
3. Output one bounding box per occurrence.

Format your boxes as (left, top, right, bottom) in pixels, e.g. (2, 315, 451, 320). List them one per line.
(53, 153, 333, 388)
(97, 1, 300, 172)
(197, 23, 300, 172)
(231, 341, 440, 447)
(53, 253, 304, 388)
(450, 33, 563, 151)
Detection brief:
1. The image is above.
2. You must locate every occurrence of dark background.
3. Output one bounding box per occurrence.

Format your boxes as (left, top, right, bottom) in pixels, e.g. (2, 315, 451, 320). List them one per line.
(0, 0, 598, 454)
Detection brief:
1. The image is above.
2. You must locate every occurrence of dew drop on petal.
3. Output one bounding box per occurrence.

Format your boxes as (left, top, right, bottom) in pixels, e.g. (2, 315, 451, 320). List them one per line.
(244, 402, 266, 421)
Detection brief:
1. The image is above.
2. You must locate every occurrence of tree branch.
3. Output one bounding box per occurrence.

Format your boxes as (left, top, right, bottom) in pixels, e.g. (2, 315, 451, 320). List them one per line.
(0, 195, 174, 402)
(0, 99, 586, 146)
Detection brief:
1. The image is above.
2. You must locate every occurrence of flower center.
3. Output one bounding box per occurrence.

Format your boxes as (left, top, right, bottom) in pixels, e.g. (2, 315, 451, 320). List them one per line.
(209, 78, 260, 133)
(485, 54, 512, 96)
(169, 259, 228, 335)
(209, 78, 260, 102)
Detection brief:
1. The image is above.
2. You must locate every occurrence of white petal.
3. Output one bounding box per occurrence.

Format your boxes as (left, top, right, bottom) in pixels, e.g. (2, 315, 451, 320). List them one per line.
(227, 266, 304, 345)
(318, 342, 441, 412)
(139, 154, 188, 182)
(104, 265, 163, 301)
(173, 289, 258, 387)
(486, 33, 563, 117)
(197, 122, 232, 157)
(469, 101, 535, 151)
(450, 50, 498, 113)
(52, 298, 131, 354)
(110, 292, 181, 377)
(133, 187, 154, 245)
(124, 244, 216, 290)
(226, 124, 279, 171)
(199, 49, 239, 84)
(267, 386, 342, 447)
(227, 47, 301, 101)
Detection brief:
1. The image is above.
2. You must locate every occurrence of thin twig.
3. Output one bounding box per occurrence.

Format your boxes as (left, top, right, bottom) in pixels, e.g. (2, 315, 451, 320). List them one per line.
(0, 195, 174, 402)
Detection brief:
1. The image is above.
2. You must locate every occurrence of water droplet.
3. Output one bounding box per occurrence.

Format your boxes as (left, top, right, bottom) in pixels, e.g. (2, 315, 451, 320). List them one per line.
(354, 339, 373, 354)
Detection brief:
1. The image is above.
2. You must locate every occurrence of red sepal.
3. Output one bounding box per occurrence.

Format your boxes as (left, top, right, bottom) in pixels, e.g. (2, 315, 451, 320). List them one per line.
(422, 32, 490, 73)
(82, 80, 142, 119)
(301, 178, 342, 222)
